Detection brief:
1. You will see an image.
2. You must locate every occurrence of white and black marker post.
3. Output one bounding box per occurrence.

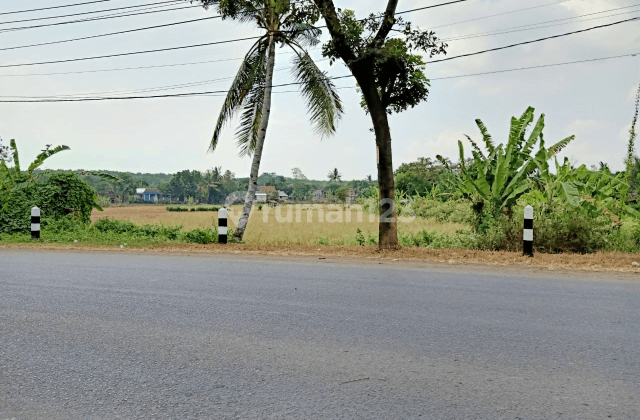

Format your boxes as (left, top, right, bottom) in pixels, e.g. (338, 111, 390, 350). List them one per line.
(218, 207, 228, 244)
(31, 206, 41, 240)
(523, 205, 533, 257)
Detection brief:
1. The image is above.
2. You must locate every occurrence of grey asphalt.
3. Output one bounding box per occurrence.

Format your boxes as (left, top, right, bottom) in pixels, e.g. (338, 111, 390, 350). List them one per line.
(0, 249, 638, 419)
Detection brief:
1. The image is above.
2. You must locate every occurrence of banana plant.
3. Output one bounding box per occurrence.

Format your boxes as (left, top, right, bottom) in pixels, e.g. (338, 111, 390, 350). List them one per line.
(0, 140, 118, 192)
(452, 107, 574, 214)
(1, 140, 71, 191)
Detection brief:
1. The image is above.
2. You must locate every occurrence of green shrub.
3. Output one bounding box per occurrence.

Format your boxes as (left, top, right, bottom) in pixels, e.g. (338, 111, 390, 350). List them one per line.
(316, 237, 329, 246)
(0, 172, 98, 234)
(166, 206, 189, 212)
(412, 198, 475, 225)
(398, 229, 477, 249)
(166, 206, 220, 212)
(477, 202, 614, 254)
(181, 228, 218, 244)
(91, 218, 182, 240)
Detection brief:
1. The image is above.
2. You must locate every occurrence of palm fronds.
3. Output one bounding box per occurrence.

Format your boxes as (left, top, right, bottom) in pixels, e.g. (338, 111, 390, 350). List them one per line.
(235, 80, 266, 156)
(290, 48, 343, 137)
(210, 38, 268, 152)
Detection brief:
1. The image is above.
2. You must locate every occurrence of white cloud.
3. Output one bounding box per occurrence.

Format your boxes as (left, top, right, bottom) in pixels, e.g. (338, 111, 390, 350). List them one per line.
(565, 119, 600, 136)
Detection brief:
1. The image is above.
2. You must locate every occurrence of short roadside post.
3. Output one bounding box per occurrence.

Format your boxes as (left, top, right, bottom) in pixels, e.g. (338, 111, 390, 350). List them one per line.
(523, 205, 533, 257)
(218, 207, 228, 244)
(31, 206, 41, 240)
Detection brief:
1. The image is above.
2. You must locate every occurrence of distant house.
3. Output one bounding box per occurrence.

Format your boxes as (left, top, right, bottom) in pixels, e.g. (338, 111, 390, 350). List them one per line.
(101, 190, 118, 204)
(313, 189, 326, 201)
(346, 188, 359, 205)
(278, 191, 289, 201)
(255, 192, 268, 203)
(136, 188, 161, 202)
(256, 186, 277, 202)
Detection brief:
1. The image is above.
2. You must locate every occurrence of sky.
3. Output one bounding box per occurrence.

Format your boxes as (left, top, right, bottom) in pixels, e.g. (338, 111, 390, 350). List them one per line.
(0, 0, 639, 181)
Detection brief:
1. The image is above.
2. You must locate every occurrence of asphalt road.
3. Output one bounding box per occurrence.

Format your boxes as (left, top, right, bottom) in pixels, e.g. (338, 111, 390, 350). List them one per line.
(1, 249, 639, 419)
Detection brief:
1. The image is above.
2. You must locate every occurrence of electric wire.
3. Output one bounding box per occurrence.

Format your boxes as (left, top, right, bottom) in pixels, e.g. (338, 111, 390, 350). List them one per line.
(0, 14, 221, 51)
(429, 0, 571, 29)
(0, 1, 183, 26)
(2, 51, 638, 102)
(439, 4, 640, 42)
(2, 13, 635, 71)
(0, 3, 200, 33)
(426, 16, 640, 65)
(0, 0, 114, 16)
(0, 36, 264, 69)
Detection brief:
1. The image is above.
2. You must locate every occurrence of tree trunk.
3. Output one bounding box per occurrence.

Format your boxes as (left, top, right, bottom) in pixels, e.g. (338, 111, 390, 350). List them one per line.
(232, 35, 276, 241)
(360, 80, 399, 249)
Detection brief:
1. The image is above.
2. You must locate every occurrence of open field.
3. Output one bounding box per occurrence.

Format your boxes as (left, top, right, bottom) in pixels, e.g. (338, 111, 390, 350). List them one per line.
(91, 205, 467, 246)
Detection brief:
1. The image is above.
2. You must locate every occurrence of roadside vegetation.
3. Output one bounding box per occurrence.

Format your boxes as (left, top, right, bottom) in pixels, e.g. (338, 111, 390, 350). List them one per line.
(3, 98, 640, 255)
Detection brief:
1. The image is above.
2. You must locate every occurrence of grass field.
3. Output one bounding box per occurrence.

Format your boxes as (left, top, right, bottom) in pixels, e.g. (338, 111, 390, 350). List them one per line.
(91, 205, 467, 246)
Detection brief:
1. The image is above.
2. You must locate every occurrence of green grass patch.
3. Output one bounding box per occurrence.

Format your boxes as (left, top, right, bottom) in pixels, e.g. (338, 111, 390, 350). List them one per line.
(166, 205, 221, 212)
(0, 217, 224, 247)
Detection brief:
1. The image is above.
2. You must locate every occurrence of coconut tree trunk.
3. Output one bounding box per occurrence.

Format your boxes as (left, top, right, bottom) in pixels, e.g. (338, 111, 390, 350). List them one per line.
(232, 35, 276, 241)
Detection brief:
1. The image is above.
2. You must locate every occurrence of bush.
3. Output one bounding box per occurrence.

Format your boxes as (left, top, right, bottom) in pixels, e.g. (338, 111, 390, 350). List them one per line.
(0, 172, 98, 234)
(91, 218, 182, 240)
(167, 206, 220, 212)
(412, 198, 475, 225)
(398, 229, 477, 249)
(476, 202, 614, 254)
(181, 228, 218, 244)
(166, 206, 189, 212)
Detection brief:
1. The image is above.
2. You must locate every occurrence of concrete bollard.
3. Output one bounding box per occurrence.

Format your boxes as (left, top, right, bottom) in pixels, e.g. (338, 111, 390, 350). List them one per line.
(523, 205, 533, 257)
(31, 207, 41, 240)
(218, 207, 228, 244)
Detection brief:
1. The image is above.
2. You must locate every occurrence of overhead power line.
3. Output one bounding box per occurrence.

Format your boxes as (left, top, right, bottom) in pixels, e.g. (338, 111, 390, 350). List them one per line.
(430, 0, 571, 29)
(1, 13, 636, 70)
(0, 76, 353, 102)
(395, 0, 471, 15)
(427, 16, 640, 64)
(0, 0, 114, 16)
(0, 36, 263, 69)
(440, 4, 640, 43)
(0, 15, 221, 52)
(0, 47, 312, 77)
(0, 1, 183, 26)
(429, 52, 640, 80)
(0, 58, 246, 77)
(2, 51, 638, 102)
(19, 63, 302, 99)
(0, 3, 200, 33)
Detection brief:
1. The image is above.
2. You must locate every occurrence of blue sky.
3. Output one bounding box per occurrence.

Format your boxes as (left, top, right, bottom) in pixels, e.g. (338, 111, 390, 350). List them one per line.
(0, 0, 639, 180)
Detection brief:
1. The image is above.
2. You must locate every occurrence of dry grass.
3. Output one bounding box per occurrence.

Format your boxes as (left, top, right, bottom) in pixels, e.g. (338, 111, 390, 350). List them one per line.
(92, 205, 466, 245)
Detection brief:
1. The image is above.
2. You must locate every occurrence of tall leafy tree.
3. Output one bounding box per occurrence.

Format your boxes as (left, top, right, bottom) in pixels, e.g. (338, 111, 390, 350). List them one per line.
(311, 0, 448, 248)
(195, 0, 344, 241)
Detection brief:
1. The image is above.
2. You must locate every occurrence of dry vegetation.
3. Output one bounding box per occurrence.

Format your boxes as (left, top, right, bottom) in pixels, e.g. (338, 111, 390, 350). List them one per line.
(92, 205, 466, 246)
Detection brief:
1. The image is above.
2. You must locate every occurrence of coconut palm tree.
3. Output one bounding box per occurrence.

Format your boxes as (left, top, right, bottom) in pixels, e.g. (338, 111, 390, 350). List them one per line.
(327, 168, 341, 182)
(196, 0, 343, 241)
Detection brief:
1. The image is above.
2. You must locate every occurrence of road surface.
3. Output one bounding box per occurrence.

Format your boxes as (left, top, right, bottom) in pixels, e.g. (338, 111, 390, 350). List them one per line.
(1, 249, 639, 419)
